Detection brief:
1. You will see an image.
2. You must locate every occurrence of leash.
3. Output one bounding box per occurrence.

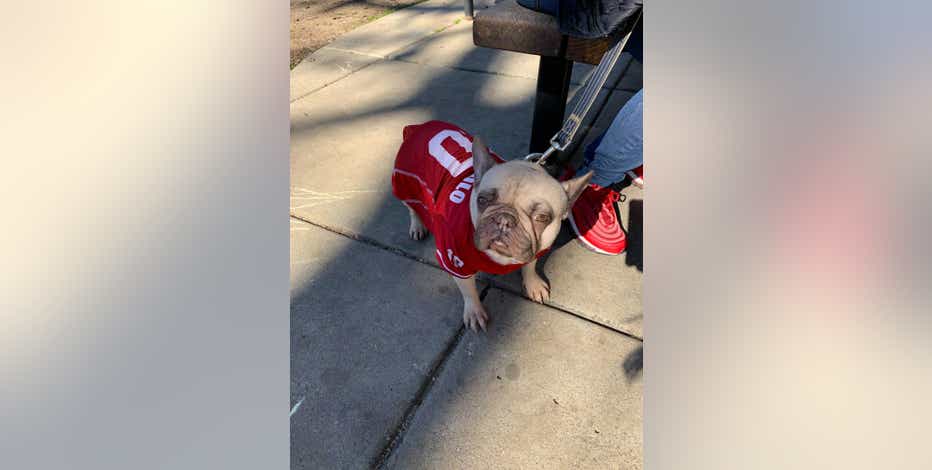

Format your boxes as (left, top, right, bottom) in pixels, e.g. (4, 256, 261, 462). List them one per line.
(526, 10, 641, 167)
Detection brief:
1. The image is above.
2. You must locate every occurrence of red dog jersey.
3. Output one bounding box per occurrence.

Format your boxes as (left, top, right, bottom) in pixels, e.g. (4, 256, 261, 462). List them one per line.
(392, 121, 531, 278)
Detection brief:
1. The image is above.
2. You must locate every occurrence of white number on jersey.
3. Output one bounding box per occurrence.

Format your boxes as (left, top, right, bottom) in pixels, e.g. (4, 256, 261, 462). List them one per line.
(428, 130, 473, 177)
(446, 249, 465, 268)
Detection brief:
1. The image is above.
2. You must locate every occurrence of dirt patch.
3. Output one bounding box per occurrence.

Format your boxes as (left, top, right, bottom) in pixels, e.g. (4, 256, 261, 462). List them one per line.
(291, 0, 428, 68)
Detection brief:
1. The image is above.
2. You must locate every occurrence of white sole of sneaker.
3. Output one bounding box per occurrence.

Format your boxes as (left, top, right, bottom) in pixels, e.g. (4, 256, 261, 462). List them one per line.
(567, 212, 625, 256)
(625, 170, 644, 189)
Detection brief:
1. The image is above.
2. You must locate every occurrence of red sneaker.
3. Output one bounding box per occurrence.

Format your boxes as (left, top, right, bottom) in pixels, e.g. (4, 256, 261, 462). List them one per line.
(568, 183, 626, 255)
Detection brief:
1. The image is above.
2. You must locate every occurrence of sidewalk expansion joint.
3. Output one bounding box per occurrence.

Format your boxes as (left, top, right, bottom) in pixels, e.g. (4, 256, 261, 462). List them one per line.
(290, 56, 385, 104)
(386, 49, 635, 91)
(323, 46, 388, 60)
(479, 283, 491, 300)
(290, 214, 441, 272)
(372, 323, 466, 469)
(291, 14, 461, 103)
(485, 281, 643, 342)
(291, 214, 641, 341)
(387, 57, 539, 82)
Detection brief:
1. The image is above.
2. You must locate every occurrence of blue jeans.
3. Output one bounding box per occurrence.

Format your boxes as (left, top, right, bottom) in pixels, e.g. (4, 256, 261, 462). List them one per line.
(579, 88, 643, 187)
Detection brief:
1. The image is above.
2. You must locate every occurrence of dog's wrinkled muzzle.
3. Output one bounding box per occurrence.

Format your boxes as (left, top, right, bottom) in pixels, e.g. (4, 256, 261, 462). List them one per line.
(475, 209, 534, 262)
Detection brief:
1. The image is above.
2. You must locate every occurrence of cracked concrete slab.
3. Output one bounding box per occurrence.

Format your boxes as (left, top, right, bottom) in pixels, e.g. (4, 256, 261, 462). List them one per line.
(384, 288, 642, 469)
(290, 219, 472, 468)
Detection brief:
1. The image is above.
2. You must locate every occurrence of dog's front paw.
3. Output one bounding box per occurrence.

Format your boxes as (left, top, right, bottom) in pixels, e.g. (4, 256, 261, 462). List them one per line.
(409, 218, 428, 241)
(523, 271, 550, 303)
(463, 301, 489, 332)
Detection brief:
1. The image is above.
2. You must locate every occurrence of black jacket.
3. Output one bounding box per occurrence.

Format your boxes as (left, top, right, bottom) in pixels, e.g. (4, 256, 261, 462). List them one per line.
(558, 0, 642, 39)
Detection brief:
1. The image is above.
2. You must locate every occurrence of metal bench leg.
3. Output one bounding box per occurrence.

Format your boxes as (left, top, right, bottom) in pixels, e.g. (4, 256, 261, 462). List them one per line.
(529, 55, 573, 153)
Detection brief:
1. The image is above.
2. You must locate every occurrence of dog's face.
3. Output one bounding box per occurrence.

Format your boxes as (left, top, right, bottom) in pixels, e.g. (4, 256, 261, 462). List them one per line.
(469, 137, 593, 265)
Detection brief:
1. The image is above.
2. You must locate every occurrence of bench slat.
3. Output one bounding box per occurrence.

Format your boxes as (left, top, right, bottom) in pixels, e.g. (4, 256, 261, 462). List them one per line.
(472, 0, 612, 65)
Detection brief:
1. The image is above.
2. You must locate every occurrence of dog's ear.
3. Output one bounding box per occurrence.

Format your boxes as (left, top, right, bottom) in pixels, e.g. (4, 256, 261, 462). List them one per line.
(472, 136, 497, 182)
(561, 170, 594, 215)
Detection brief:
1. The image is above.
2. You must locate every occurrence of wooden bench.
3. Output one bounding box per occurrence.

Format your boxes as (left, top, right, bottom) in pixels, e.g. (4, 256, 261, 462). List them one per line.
(472, 0, 640, 153)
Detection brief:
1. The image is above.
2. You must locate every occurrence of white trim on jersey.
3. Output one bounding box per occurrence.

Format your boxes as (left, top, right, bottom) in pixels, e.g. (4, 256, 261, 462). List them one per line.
(402, 199, 428, 208)
(392, 168, 435, 197)
(436, 249, 470, 278)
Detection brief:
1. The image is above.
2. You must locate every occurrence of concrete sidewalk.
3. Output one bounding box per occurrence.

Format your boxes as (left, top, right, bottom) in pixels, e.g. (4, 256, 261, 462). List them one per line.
(290, 1, 643, 467)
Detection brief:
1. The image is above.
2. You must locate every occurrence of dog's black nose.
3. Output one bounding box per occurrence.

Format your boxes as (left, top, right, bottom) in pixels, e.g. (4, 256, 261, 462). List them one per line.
(495, 212, 516, 231)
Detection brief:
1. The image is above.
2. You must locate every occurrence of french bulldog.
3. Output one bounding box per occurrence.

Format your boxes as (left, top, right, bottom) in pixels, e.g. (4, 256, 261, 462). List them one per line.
(391, 121, 592, 332)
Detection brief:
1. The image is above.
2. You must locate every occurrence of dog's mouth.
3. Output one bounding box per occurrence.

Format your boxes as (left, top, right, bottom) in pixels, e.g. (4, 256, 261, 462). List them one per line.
(490, 239, 510, 255)
(474, 209, 534, 263)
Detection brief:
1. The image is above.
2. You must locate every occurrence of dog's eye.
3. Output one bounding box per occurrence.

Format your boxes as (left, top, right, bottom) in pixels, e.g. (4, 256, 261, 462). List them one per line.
(535, 213, 552, 224)
(477, 191, 496, 207)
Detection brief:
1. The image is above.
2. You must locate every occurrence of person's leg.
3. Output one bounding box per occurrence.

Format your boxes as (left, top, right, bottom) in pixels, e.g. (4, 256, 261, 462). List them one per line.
(561, 88, 643, 182)
(568, 88, 642, 255)
(578, 88, 643, 187)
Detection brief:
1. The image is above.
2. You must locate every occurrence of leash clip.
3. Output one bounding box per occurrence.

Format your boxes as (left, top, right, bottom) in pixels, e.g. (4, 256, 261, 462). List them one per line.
(523, 136, 567, 166)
